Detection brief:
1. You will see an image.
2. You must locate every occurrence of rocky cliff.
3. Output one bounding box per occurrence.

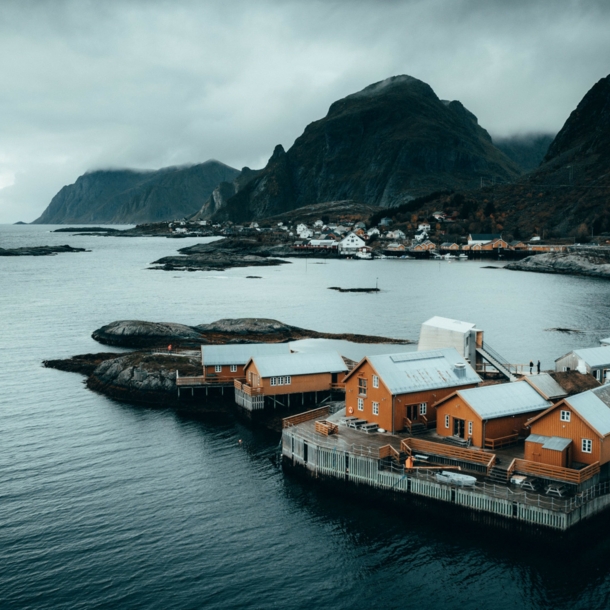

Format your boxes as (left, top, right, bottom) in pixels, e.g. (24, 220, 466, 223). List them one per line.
(34, 161, 239, 224)
(212, 75, 522, 223)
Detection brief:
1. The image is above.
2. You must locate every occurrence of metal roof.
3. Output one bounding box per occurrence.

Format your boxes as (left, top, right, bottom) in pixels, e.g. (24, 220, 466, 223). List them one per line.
(420, 316, 476, 334)
(571, 346, 610, 368)
(366, 348, 480, 395)
(456, 381, 552, 419)
(526, 373, 568, 400)
(526, 434, 572, 451)
(565, 385, 610, 436)
(600, 337, 610, 346)
(202, 343, 291, 366)
(251, 351, 348, 378)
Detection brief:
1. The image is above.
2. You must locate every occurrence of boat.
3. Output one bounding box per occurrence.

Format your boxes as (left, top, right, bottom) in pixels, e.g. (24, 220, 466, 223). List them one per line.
(443, 253, 457, 260)
(458, 254, 468, 260)
(435, 471, 477, 487)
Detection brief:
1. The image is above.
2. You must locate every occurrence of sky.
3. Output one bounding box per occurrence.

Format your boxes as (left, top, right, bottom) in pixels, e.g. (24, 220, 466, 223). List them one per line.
(0, 0, 609, 223)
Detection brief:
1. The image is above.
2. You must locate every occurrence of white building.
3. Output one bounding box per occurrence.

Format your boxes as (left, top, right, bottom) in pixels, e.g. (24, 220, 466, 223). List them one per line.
(418, 223, 431, 232)
(418, 316, 482, 365)
(555, 347, 610, 383)
(314, 219, 324, 228)
(386, 229, 406, 240)
(339, 232, 366, 253)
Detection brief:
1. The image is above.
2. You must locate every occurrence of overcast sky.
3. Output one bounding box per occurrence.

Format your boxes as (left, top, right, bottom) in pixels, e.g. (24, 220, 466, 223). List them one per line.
(1, 0, 609, 223)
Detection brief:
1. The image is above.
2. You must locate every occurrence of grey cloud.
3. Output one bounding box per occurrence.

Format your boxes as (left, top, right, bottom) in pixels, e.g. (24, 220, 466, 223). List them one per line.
(0, 0, 608, 221)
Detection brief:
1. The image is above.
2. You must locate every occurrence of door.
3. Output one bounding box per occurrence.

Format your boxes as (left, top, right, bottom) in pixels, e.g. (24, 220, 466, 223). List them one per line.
(453, 418, 465, 438)
(406, 404, 418, 422)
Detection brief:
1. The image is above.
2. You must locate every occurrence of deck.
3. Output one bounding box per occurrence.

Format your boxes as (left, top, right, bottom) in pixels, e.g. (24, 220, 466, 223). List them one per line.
(282, 407, 610, 530)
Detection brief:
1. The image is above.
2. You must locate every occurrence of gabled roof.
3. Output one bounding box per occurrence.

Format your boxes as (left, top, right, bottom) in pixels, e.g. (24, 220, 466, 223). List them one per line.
(202, 343, 291, 366)
(524, 373, 568, 400)
(565, 385, 610, 436)
(601, 337, 610, 346)
(555, 345, 610, 366)
(527, 385, 610, 437)
(345, 348, 480, 395)
(446, 381, 552, 419)
(248, 351, 348, 378)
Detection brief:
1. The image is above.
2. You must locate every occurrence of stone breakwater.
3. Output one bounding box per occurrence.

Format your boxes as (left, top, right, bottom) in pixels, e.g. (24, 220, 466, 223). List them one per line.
(505, 247, 610, 280)
(0, 245, 88, 256)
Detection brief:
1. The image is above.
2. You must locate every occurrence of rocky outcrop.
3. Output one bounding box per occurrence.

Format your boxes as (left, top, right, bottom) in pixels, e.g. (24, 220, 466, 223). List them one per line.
(213, 75, 521, 223)
(92, 318, 411, 349)
(0, 245, 88, 256)
(150, 238, 291, 271)
(33, 161, 239, 224)
(87, 352, 203, 407)
(43, 352, 120, 375)
(505, 248, 610, 279)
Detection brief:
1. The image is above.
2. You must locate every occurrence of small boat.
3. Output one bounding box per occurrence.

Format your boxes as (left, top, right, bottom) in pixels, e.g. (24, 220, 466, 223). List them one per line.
(443, 253, 457, 260)
(458, 254, 468, 260)
(435, 471, 477, 487)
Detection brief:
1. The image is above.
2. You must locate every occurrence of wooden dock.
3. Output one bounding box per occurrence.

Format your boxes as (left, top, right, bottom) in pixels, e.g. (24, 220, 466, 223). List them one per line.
(282, 407, 610, 531)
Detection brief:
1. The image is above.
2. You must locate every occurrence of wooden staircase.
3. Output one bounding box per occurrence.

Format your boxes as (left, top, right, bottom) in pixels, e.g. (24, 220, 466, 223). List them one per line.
(487, 465, 509, 484)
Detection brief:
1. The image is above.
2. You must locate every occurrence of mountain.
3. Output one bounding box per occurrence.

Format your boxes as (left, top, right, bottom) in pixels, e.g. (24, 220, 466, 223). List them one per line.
(211, 75, 522, 223)
(371, 74, 610, 238)
(33, 161, 239, 224)
(493, 134, 555, 172)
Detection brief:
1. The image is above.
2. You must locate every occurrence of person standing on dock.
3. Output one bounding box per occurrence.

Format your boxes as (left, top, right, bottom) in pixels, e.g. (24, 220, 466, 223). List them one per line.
(537, 360, 541, 374)
(529, 360, 533, 374)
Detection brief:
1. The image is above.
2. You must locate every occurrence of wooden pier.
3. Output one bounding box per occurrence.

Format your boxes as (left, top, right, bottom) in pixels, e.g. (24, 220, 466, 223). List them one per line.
(281, 407, 610, 531)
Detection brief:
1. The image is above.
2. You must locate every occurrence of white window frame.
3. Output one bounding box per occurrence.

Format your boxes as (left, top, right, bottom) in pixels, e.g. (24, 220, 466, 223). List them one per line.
(445, 414, 450, 429)
(420, 403, 427, 416)
(582, 438, 593, 454)
(372, 375, 379, 389)
(215, 365, 222, 373)
(230, 364, 238, 373)
(358, 398, 364, 411)
(270, 377, 277, 386)
(358, 377, 367, 396)
(595, 369, 601, 380)
(372, 401, 379, 416)
(468, 421, 473, 436)
(560, 410, 571, 422)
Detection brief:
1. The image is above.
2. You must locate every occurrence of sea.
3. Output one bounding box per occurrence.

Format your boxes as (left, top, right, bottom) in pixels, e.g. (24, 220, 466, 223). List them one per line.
(1, 224, 610, 610)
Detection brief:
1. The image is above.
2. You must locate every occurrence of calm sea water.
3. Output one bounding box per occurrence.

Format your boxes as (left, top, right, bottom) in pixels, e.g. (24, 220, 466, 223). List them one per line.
(2, 225, 610, 610)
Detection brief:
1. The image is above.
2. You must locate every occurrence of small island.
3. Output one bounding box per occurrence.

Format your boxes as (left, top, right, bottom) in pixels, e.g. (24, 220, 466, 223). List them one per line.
(0, 244, 89, 256)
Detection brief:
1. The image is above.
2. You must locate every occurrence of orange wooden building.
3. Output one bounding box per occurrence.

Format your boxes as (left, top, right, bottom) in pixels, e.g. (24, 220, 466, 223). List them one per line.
(434, 381, 552, 448)
(201, 343, 291, 382)
(235, 351, 348, 411)
(525, 385, 610, 468)
(342, 349, 480, 434)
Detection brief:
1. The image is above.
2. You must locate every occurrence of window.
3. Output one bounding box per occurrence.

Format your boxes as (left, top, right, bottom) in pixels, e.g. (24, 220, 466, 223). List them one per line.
(215, 365, 222, 373)
(358, 398, 364, 411)
(230, 365, 237, 373)
(595, 370, 601, 381)
(468, 421, 473, 436)
(445, 415, 450, 429)
(271, 376, 291, 386)
(582, 439, 593, 453)
(372, 402, 379, 416)
(420, 403, 427, 416)
(560, 410, 571, 422)
(372, 375, 379, 389)
(270, 377, 277, 386)
(358, 377, 367, 396)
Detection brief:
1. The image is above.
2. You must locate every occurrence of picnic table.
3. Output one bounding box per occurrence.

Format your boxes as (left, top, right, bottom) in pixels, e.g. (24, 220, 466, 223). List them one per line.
(546, 483, 567, 497)
(347, 419, 367, 429)
(360, 423, 379, 434)
(339, 416, 359, 426)
(521, 478, 540, 492)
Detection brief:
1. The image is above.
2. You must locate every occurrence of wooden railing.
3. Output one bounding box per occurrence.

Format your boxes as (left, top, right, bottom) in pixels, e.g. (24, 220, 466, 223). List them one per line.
(404, 417, 412, 434)
(511, 459, 600, 485)
(315, 420, 339, 436)
(234, 380, 263, 396)
(282, 406, 330, 429)
(379, 444, 401, 461)
(176, 374, 206, 386)
(485, 433, 519, 449)
(330, 383, 346, 390)
(401, 438, 496, 472)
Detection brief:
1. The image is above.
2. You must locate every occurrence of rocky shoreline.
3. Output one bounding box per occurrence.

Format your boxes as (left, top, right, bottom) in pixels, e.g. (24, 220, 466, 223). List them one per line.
(44, 317, 410, 418)
(505, 248, 610, 280)
(0, 244, 89, 256)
